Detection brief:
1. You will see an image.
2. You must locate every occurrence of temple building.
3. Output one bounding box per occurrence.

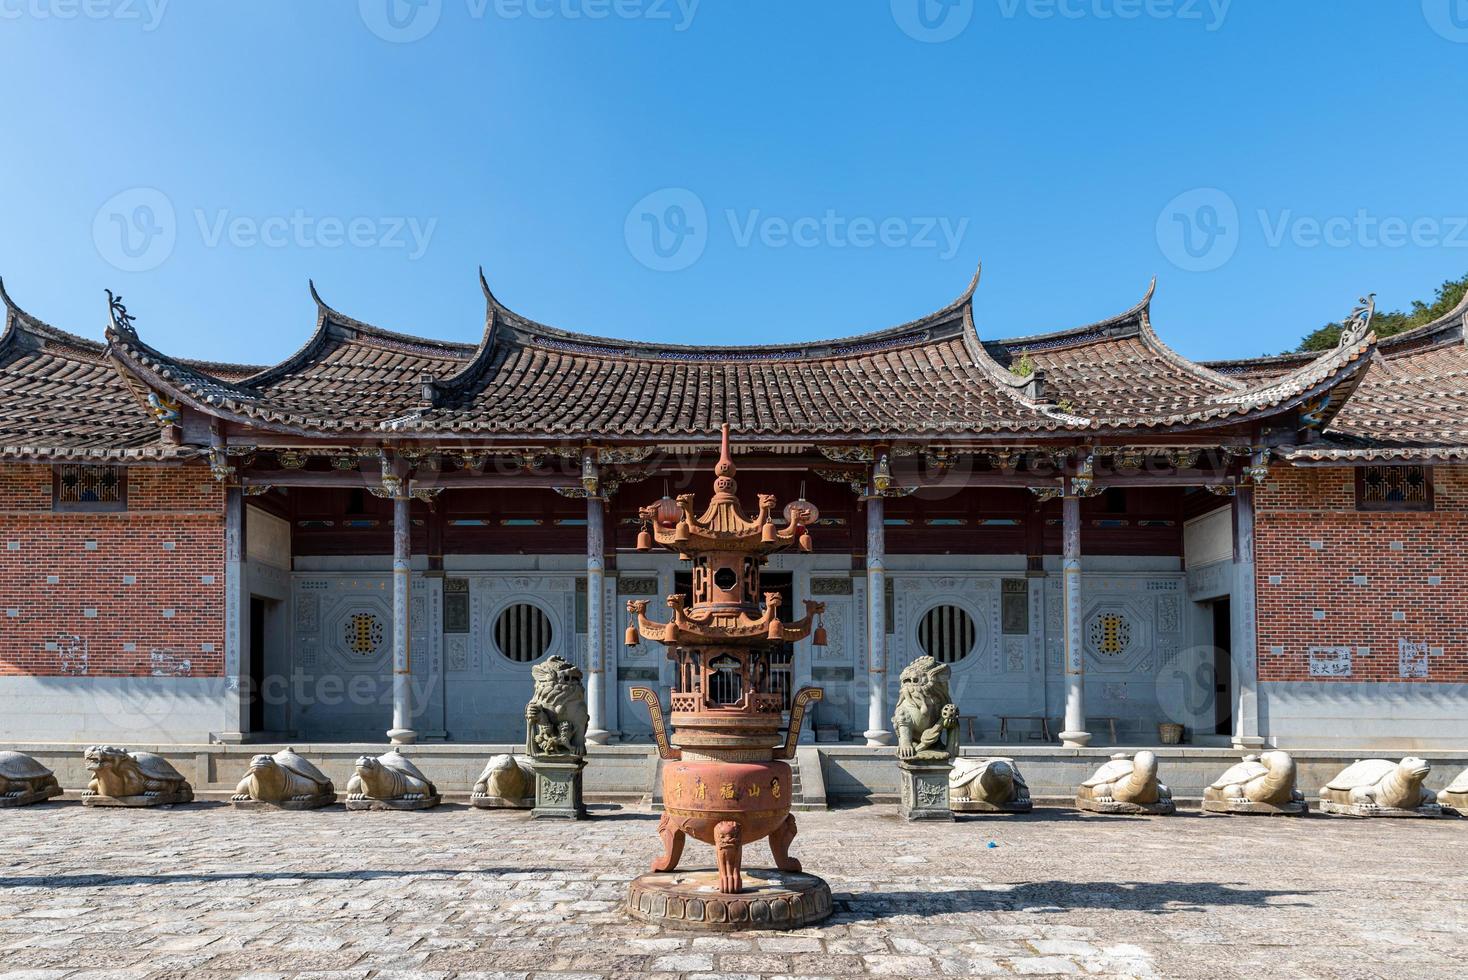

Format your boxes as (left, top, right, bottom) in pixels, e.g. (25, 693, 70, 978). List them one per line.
(1, 267, 1465, 756)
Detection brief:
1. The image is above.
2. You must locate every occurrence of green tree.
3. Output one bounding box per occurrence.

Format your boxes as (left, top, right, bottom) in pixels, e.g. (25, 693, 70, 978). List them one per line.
(1295, 272, 1468, 352)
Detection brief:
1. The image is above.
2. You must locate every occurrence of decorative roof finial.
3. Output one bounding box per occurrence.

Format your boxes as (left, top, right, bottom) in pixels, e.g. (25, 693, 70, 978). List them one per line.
(713, 422, 736, 497)
(1340, 293, 1376, 347)
(104, 289, 137, 335)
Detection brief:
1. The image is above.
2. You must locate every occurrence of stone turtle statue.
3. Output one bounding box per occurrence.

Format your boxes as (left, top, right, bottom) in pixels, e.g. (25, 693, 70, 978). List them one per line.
(1076, 751, 1174, 815)
(1203, 751, 1307, 816)
(231, 748, 335, 810)
(1437, 768, 1468, 816)
(81, 745, 193, 807)
(949, 757, 1032, 813)
(0, 751, 62, 807)
(525, 655, 590, 759)
(471, 753, 534, 809)
(345, 750, 441, 811)
(1319, 757, 1441, 817)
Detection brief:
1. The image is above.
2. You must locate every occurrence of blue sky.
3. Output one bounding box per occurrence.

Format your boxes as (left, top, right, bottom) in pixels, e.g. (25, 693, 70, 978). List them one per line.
(1, 1, 1465, 365)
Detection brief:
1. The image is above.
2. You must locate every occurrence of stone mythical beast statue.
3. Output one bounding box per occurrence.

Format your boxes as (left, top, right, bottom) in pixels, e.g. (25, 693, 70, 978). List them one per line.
(525, 655, 590, 759)
(892, 655, 960, 762)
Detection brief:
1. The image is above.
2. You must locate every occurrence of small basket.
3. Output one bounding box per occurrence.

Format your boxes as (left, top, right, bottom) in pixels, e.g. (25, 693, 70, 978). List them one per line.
(1157, 722, 1185, 745)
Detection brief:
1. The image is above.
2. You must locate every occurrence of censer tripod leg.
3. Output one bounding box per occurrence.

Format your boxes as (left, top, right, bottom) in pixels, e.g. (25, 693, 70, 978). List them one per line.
(768, 813, 802, 873)
(650, 812, 686, 873)
(714, 820, 744, 894)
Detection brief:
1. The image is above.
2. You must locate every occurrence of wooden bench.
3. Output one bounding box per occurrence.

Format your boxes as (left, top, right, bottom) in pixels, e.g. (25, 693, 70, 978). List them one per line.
(997, 715, 1051, 742)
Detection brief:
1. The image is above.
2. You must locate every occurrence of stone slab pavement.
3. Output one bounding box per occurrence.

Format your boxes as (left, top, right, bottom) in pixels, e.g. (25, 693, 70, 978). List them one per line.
(1, 801, 1465, 979)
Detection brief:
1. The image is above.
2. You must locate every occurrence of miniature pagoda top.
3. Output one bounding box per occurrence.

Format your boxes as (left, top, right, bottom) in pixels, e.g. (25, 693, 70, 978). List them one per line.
(634, 424, 816, 557)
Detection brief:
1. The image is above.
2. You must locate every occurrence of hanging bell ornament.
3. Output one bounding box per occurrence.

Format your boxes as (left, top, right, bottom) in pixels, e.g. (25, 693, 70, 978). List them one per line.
(625, 620, 639, 647)
(674, 520, 691, 544)
(761, 520, 776, 543)
(636, 524, 653, 552)
(799, 531, 813, 553)
(767, 618, 783, 641)
(814, 625, 828, 647)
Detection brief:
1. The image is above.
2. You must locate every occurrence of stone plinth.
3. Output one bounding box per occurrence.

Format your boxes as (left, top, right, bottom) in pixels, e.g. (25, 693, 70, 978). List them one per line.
(1075, 796, 1176, 816)
(627, 869, 831, 931)
(1318, 800, 1443, 819)
(531, 757, 587, 820)
(231, 794, 336, 812)
(1201, 798, 1308, 816)
(897, 759, 953, 822)
(471, 792, 532, 810)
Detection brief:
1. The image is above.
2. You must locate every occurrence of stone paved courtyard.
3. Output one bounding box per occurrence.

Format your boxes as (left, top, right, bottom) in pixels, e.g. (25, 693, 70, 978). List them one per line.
(2, 801, 1465, 979)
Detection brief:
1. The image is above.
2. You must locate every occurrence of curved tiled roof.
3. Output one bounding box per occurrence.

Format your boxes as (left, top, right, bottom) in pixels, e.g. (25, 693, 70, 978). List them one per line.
(101, 269, 1375, 442)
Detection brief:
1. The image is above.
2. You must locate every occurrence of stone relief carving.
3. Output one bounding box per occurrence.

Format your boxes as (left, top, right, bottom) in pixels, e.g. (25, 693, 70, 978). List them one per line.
(1157, 595, 1180, 633)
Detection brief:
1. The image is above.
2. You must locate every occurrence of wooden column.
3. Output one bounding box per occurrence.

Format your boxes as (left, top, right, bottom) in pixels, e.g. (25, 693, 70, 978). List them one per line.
(863, 495, 893, 746)
(1058, 489, 1091, 747)
(1231, 486, 1264, 748)
(586, 491, 610, 745)
(387, 465, 416, 745)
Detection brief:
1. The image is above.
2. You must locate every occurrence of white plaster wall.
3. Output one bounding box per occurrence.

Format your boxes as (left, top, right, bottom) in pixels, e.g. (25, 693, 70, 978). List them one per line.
(1260, 681, 1468, 750)
(0, 677, 233, 742)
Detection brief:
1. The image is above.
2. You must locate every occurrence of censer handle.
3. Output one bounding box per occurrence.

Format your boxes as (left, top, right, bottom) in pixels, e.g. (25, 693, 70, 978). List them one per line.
(775, 687, 824, 760)
(629, 687, 680, 761)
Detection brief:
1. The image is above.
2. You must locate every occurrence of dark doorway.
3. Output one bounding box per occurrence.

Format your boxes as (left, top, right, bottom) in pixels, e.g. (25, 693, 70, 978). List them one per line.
(249, 597, 267, 734)
(675, 570, 796, 709)
(1211, 597, 1232, 736)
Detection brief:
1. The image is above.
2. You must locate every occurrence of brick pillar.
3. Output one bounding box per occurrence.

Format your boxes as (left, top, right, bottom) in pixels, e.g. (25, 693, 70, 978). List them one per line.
(864, 496, 893, 746)
(1058, 490, 1091, 747)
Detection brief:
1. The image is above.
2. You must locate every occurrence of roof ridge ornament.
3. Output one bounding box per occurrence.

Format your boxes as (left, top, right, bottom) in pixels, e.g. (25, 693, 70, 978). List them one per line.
(1340, 293, 1376, 348)
(104, 290, 137, 336)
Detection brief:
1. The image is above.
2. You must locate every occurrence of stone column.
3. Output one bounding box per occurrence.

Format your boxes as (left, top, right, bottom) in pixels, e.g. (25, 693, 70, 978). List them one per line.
(1231, 486, 1264, 748)
(864, 495, 893, 746)
(585, 493, 610, 745)
(219, 485, 248, 741)
(1058, 489, 1091, 747)
(387, 481, 417, 745)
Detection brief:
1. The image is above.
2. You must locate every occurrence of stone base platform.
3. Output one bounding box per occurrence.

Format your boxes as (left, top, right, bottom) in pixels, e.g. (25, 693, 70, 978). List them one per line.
(627, 869, 832, 932)
(1075, 797, 1175, 816)
(344, 794, 442, 811)
(81, 790, 193, 808)
(470, 793, 532, 810)
(1202, 798, 1308, 816)
(0, 785, 62, 807)
(952, 798, 1032, 814)
(230, 794, 337, 811)
(1318, 800, 1444, 818)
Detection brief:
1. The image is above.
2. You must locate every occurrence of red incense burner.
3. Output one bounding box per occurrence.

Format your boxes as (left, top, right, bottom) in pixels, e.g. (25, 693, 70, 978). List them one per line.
(626, 425, 825, 895)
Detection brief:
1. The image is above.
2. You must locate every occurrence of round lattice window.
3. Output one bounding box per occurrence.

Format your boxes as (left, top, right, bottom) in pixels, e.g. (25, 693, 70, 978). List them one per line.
(917, 605, 976, 664)
(494, 603, 554, 664)
(1088, 612, 1132, 656)
(343, 612, 384, 656)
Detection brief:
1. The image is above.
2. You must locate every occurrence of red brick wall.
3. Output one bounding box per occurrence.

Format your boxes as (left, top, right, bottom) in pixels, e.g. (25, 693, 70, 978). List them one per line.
(0, 463, 226, 677)
(1256, 465, 1468, 683)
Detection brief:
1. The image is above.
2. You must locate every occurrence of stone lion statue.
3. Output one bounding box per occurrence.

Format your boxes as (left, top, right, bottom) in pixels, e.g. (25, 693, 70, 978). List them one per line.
(892, 655, 959, 761)
(525, 655, 589, 759)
